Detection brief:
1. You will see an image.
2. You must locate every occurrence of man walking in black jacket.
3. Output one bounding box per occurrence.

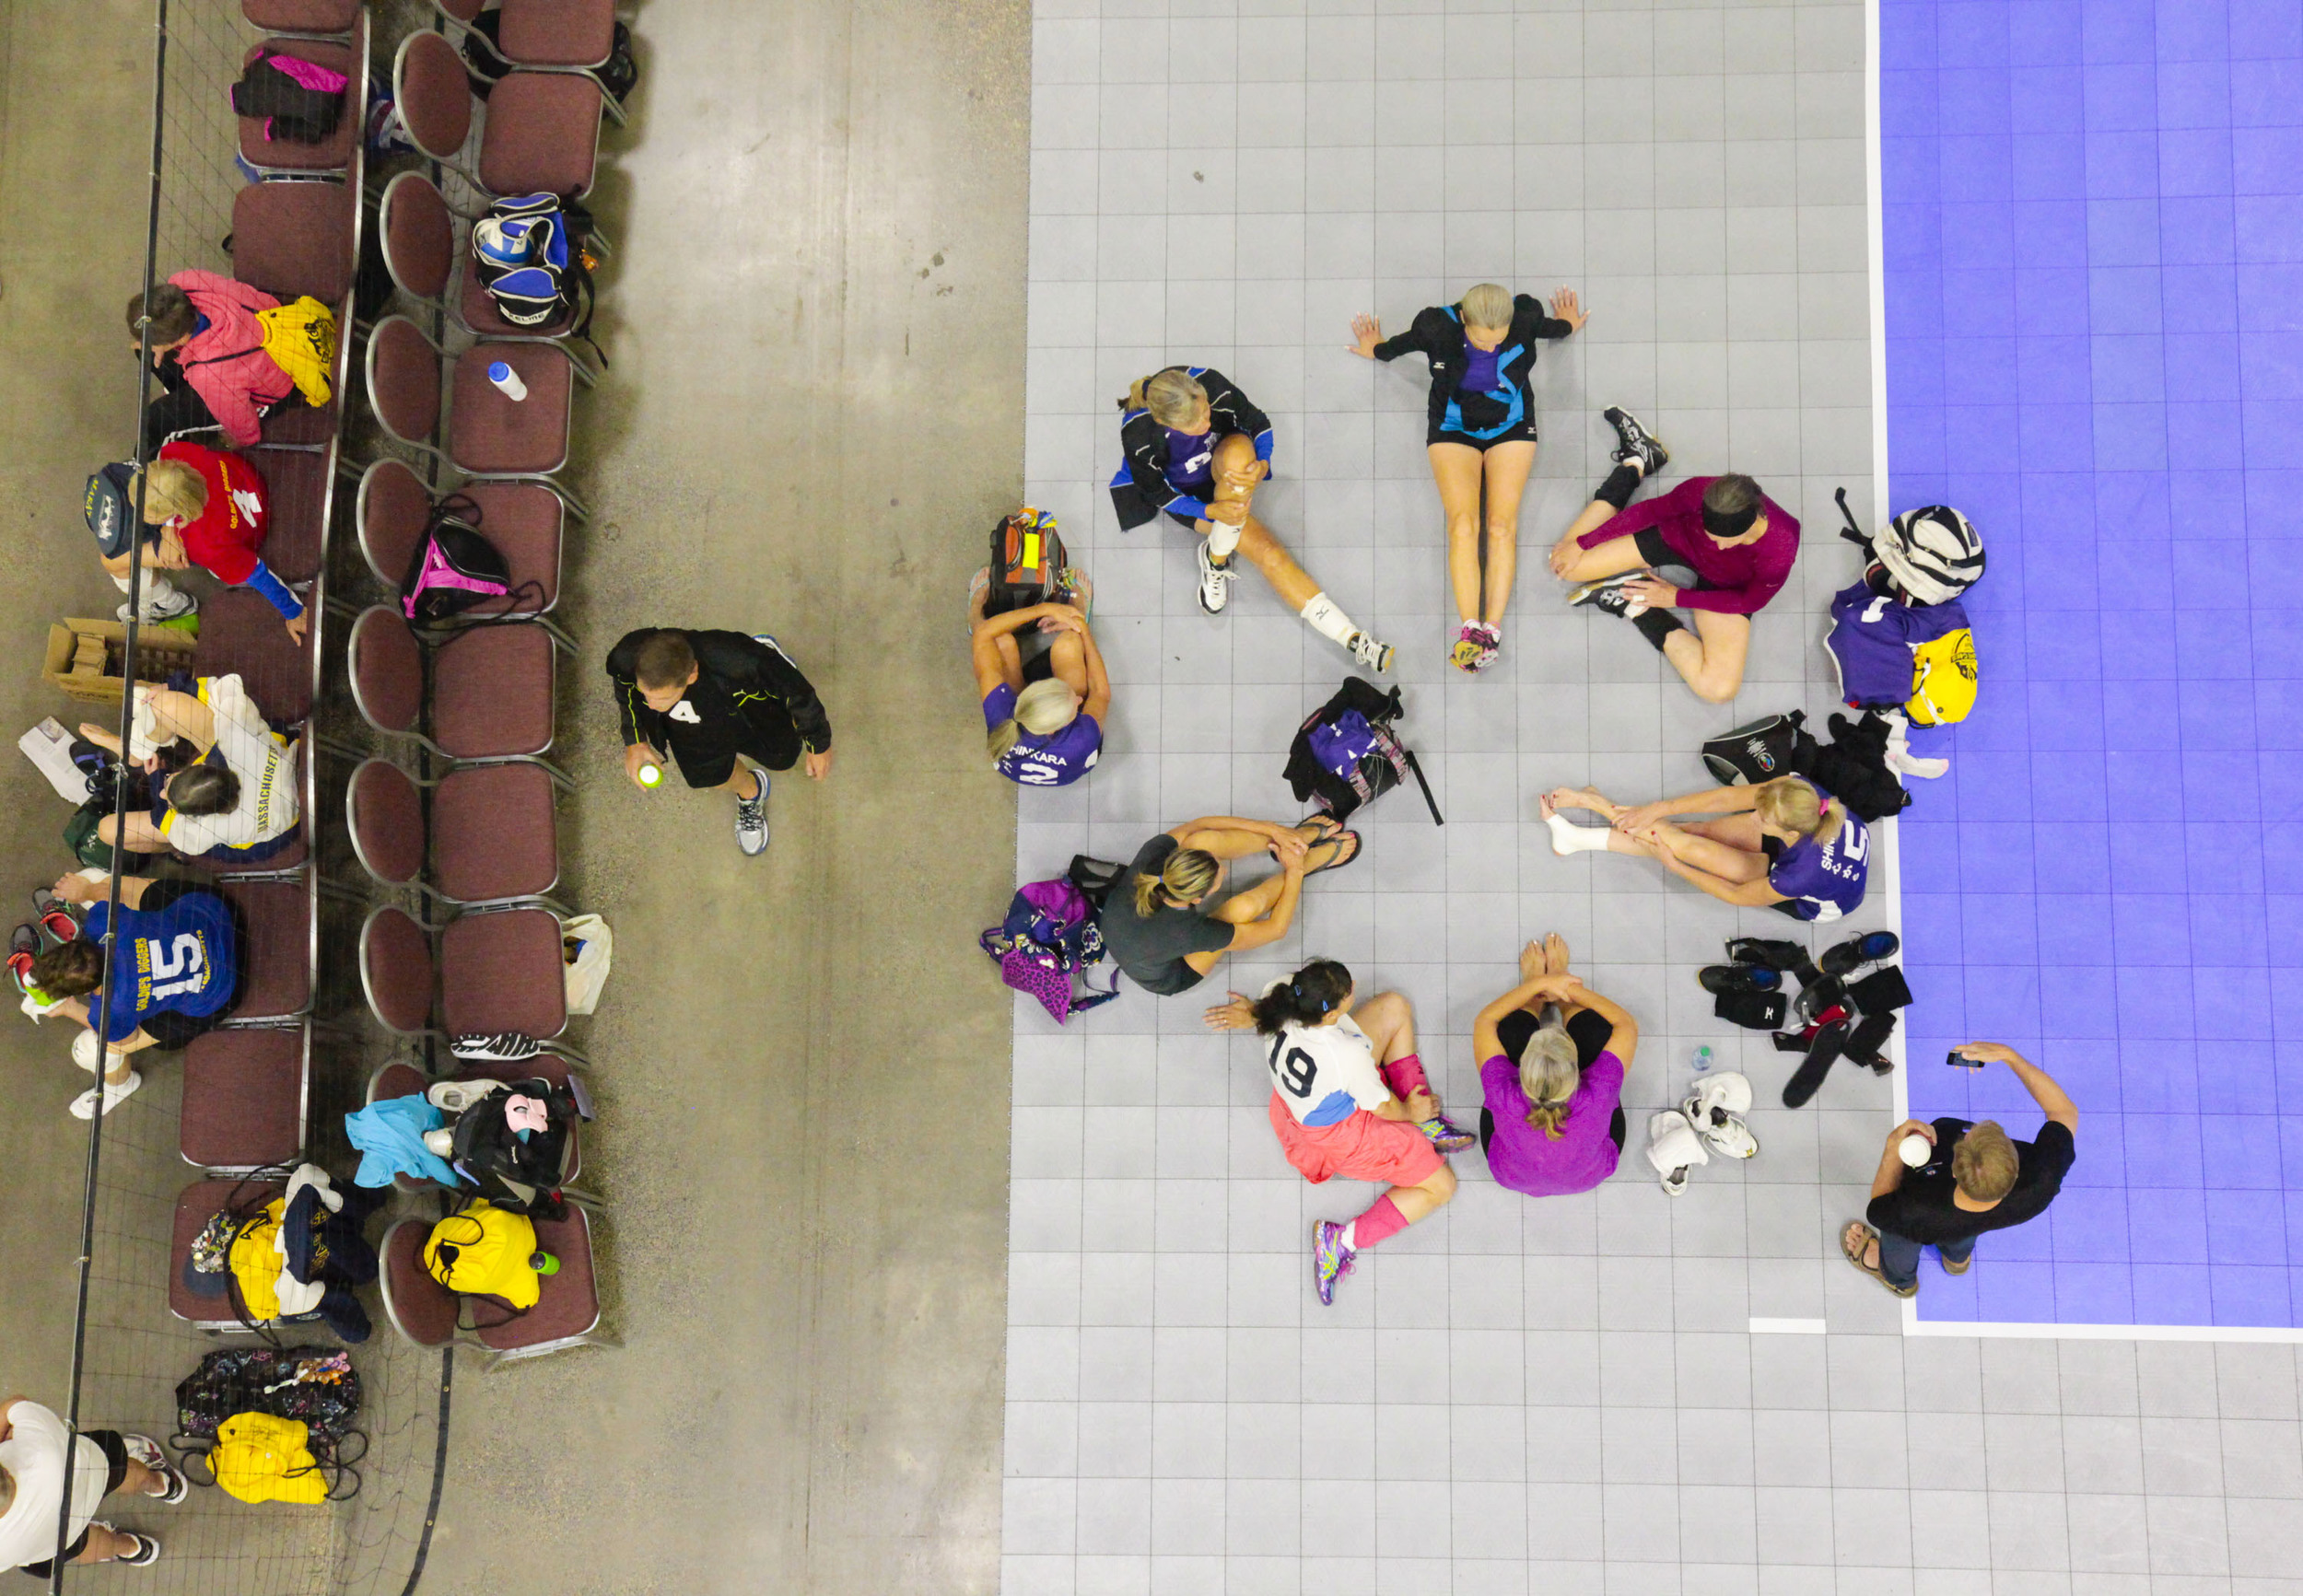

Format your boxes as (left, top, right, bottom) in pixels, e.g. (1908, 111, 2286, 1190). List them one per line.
(604, 628, 833, 856)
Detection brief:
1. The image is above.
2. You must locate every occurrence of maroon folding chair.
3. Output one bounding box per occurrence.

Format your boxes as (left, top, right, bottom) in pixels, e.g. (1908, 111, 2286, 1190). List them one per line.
(346, 754, 566, 909)
(242, 0, 360, 38)
(434, 0, 618, 76)
(237, 21, 368, 178)
(393, 29, 615, 204)
(170, 1176, 286, 1332)
(345, 603, 570, 769)
(193, 587, 320, 724)
(180, 1021, 310, 1173)
(375, 171, 595, 369)
(354, 456, 564, 616)
(364, 314, 590, 506)
(229, 181, 358, 304)
(357, 902, 579, 1052)
(378, 1218, 462, 1348)
(246, 439, 337, 586)
(221, 877, 316, 1023)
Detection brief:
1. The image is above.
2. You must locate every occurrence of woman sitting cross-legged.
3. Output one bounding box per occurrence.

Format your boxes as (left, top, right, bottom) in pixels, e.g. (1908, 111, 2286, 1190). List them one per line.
(1474, 934, 1639, 1198)
(1101, 816, 1360, 996)
(1205, 961, 1473, 1305)
(968, 573, 1108, 789)
(1539, 774, 1870, 923)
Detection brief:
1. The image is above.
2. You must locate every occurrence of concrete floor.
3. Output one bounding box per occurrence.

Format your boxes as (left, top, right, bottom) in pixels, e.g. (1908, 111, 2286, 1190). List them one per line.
(0, 1, 1028, 1592)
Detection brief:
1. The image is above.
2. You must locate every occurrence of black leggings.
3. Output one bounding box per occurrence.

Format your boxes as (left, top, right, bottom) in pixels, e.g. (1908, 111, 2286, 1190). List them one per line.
(1479, 1008, 1627, 1155)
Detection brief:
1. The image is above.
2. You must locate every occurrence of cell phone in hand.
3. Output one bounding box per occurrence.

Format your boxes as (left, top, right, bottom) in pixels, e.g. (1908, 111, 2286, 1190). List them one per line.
(1946, 1049, 1985, 1070)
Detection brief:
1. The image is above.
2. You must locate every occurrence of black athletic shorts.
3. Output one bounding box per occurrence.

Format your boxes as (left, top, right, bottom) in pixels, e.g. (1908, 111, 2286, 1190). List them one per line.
(666, 706, 802, 789)
(1631, 528, 1719, 591)
(1429, 420, 1539, 450)
(17, 1430, 128, 1577)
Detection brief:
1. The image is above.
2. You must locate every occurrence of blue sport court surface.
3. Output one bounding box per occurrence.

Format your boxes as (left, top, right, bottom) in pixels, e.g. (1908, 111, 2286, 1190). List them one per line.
(1886, 0, 2303, 1328)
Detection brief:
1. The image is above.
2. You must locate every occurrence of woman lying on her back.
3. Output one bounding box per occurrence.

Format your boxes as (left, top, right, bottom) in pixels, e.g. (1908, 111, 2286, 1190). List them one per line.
(1205, 960, 1473, 1305)
(1539, 774, 1869, 922)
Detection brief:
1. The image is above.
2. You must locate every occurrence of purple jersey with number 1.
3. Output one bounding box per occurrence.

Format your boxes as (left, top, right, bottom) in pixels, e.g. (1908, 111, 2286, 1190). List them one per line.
(982, 684, 1103, 788)
(1766, 787, 1870, 922)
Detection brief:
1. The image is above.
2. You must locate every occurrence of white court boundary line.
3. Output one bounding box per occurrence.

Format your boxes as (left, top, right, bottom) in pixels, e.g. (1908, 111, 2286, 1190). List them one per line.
(1856, 0, 2303, 1346)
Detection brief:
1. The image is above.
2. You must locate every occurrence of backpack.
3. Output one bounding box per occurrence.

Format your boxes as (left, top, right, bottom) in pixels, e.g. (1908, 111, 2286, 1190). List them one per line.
(210, 1414, 344, 1505)
(424, 1202, 542, 1311)
(1282, 678, 1443, 825)
(1807, 711, 1913, 822)
(983, 508, 1070, 618)
(473, 192, 602, 359)
(1833, 486, 1986, 605)
(230, 49, 347, 145)
(1908, 628, 1979, 726)
(399, 496, 535, 624)
(174, 1347, 362, 1450)
(1701, 710, 1818, 786)
(979, 856, 1122, 1022)
(436, 1074, 594, 1220)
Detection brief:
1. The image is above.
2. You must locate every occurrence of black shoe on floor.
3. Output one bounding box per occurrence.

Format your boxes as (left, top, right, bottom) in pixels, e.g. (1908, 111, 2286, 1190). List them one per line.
(1603, 406, 1670, 476)
(1701, 963, 1782, 996)
(1820, 929, 1900, 977)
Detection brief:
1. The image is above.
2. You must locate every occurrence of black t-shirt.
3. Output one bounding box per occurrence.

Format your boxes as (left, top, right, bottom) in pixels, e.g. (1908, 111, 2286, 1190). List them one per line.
(1867, 1118, 2075, 1246)
(1096, 835, 1233, 996)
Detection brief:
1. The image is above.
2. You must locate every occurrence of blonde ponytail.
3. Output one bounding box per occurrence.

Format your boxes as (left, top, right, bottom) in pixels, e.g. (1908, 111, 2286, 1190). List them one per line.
(1130, 845, 1220, 917)
(1517, 1027, 1583, 1140)
(1119, 368, 1210, 428)
(988, 718, 1023, 763)
(1755, 775, 1844, 848)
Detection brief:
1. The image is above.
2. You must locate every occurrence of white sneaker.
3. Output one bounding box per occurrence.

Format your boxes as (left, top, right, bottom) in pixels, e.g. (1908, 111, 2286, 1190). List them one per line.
(117, 592, 198, 625)
(1195, 541, 1233, 614)
(734, 780, 768, 856)
(1346, 631, 1394, 673)
(69, 1071, 142, 1119)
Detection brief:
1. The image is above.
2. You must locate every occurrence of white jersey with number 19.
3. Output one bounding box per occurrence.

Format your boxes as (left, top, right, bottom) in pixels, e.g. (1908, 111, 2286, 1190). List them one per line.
(1265, 1012, 1394, 1128)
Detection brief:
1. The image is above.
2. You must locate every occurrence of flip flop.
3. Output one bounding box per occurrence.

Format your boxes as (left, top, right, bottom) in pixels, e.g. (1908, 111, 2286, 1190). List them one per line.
(1303, 829, 1362, 876)
(1841, 1220, 1916, 1298)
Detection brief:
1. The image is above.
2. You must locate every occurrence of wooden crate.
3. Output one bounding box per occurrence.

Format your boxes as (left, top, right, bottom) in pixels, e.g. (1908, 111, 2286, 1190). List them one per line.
(41, 617, 198, 704)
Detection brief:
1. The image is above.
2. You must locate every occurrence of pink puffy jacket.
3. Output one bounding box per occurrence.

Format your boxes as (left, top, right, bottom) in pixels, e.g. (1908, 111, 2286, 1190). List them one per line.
(167, 271, 292, 448)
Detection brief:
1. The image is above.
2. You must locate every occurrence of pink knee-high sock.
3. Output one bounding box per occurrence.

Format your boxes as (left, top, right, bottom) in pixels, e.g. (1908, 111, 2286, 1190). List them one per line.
(1380, 1053, 1430, 1102)
(1345, 1194, 1410, 1252)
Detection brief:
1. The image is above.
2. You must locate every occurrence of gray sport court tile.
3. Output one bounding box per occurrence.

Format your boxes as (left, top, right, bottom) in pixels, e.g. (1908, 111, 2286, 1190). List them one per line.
(1006, 1, 2303, 1590)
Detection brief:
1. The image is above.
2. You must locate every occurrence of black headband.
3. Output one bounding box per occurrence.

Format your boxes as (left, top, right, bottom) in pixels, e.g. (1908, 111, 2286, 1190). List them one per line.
(1702, 502, 1759, 540)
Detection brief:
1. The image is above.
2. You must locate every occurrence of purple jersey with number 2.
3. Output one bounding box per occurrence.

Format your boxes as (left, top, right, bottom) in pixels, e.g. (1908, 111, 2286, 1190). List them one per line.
(983, 683, 1103, 788)
(1766, 786, 1870, 922)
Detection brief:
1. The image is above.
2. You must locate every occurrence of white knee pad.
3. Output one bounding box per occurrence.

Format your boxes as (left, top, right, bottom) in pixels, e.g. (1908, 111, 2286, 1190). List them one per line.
(1205, 520, 1242, 562)
(72, 1028, 102, 1075)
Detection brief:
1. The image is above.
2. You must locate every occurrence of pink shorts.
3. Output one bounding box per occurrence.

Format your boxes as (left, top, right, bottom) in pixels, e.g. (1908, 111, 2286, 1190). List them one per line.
(1267, 1093, 1442, 1187)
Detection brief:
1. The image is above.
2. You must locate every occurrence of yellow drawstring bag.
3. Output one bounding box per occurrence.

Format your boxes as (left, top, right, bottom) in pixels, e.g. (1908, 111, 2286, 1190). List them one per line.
(254, 297, 337, 407)
(214, 1413, 330, 1505)
(1907, 627, 1978, 726)
(424, 1201, 541, 1309)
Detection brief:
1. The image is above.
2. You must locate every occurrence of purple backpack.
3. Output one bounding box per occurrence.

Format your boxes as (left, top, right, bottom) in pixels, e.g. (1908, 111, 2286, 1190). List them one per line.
(980, 860, 1122, 1022)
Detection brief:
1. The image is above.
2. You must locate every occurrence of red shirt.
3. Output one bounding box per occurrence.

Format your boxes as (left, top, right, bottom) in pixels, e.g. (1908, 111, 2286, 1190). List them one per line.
(1577, 475, 1801, 615)
(158, 442, 269, 584)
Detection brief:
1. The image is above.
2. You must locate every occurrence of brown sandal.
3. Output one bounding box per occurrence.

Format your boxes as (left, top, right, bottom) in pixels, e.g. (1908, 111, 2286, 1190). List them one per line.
(1841, 1221, 1916, 1299)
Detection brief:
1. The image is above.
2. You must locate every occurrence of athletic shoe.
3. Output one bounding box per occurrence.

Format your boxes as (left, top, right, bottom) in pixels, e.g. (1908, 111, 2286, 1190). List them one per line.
(1699, 963, 1781, 996)
(1603, 406, 1669, 476)
(1448, 621, 1500, 674)
(121, 1436, 187, 1505)
(1196, 541, 1233, 615)
(1312, 1219, 1357, 1306)
(449, 1031, 541, 1062)
(117, 589, 198, 626)
(107, 1525, 161, 1567)
(8, 925, 38, 996)
(1420, 1112, 1477, 1153)
(1819, 929, 1901, 977)
(734, 786, 769, 856)
(1346, 632, 1394, 673)
(69, 1071, 143, 1120)
(31, 888, 79, 944)
(427, 1078, 505, 1113)
(1568, 577, 1647, 619)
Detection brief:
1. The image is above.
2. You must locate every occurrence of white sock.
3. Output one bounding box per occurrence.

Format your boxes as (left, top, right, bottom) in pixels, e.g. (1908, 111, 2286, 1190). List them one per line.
(1546, 812, 1613, 856)
(1883, 716, 1948, 779)
(1205, 521, 1241, 563)
(1299, 591, 1358, 647)
(1339, 1220, 1358, 1251)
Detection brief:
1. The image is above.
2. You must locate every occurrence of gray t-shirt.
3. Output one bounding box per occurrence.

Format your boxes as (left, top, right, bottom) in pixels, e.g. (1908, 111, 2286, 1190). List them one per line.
(1099, 835, 1233, 996)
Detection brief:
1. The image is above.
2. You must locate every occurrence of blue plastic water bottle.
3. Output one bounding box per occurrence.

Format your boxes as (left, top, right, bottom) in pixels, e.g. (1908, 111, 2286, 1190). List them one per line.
(1692, 1044, 1714, 1073)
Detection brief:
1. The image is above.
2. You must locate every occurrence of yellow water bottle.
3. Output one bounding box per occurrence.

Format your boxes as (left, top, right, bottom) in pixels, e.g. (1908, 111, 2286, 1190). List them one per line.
(637, 762, 662, 788)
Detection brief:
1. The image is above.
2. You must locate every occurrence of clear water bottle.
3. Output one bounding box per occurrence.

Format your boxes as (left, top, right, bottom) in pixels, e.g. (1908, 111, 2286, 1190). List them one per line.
(487, 359, 529, 402)
(1692, 1044, 1714, 1074)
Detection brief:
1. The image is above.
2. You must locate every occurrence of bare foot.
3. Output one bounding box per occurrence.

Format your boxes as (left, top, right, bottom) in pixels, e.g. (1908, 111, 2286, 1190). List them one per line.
(1545, 786, 1619, 821)
(1518, 938, 1549, 983)
(1544, 931, 1570, 975)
